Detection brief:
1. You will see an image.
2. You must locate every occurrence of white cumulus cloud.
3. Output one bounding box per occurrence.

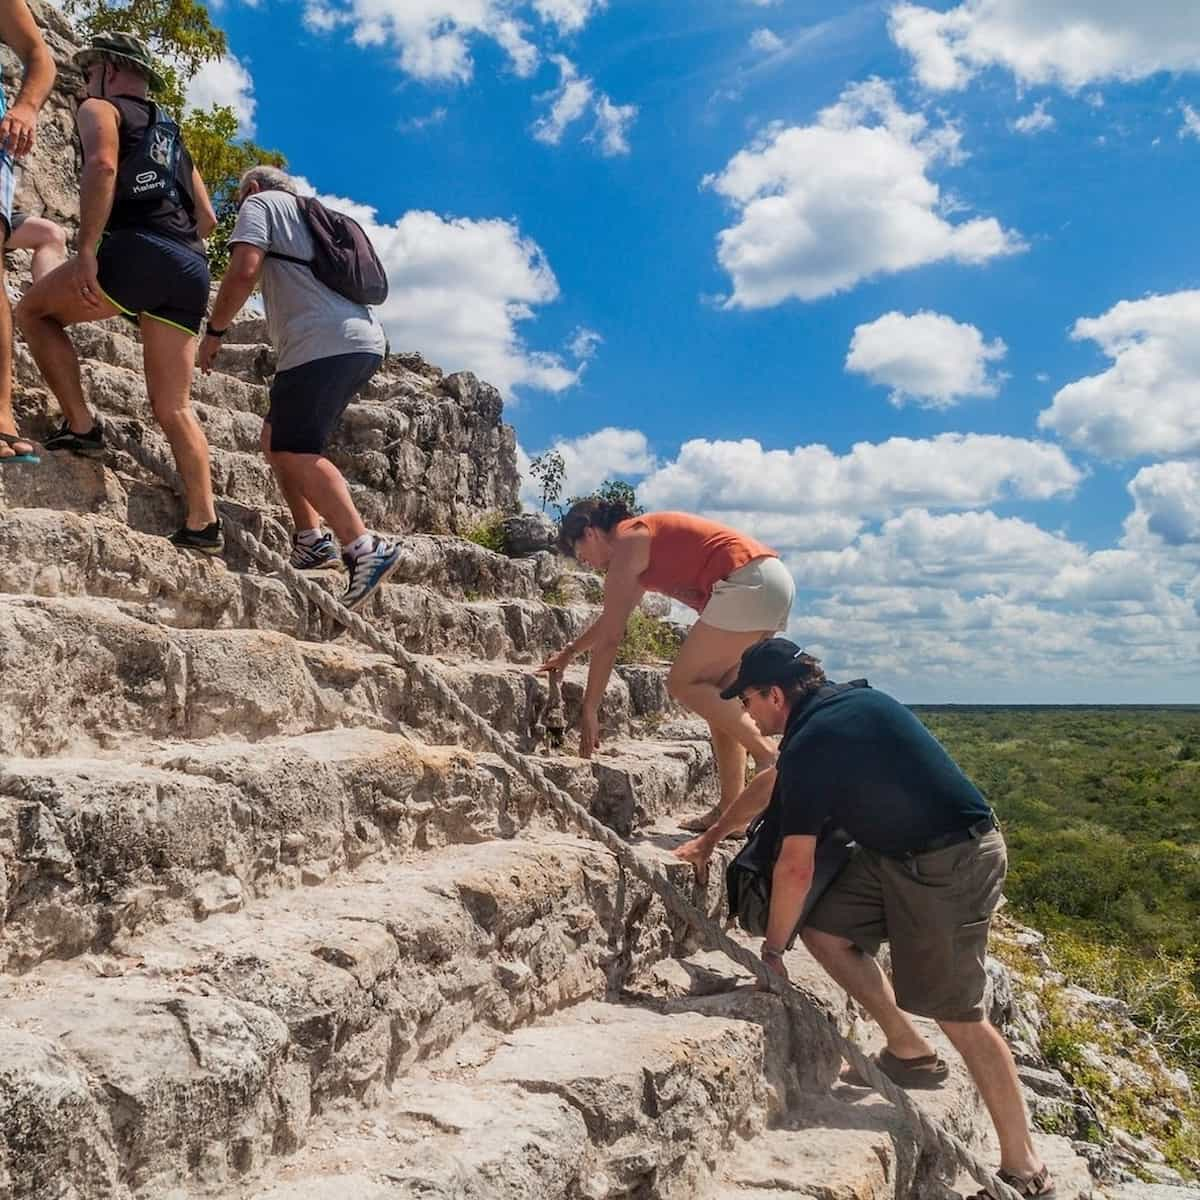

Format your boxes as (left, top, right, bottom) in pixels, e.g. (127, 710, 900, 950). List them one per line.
(1012, 99, 1055, 134)
(846, 310, 1007, 408)
(534, 56, 637, 155)
(637, 432, 1081, 516)
(298, 179, 581, 398)
(1180, 101, 1200, 140)
(1037, 290, 1200, 460)
(704, 78, 1023, 308)
(532, 0, 606, 34)
(891, 1, 1200, 93)
(749, 28, 784, 54)
(1127, 461, 1200, 548)
(519, 428, 657, 508)
(185, 54, 257, 136)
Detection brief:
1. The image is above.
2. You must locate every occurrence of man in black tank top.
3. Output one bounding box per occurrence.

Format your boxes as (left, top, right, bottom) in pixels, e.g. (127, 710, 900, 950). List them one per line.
(15, 33, 225, 555)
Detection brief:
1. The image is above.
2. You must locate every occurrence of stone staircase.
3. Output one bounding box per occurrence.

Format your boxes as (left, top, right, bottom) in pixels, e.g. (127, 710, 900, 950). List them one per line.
(0, 312, 1106, 1199)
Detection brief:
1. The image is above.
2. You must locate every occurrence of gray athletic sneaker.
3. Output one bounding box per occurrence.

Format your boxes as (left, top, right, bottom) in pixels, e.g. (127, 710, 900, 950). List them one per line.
(290, 532, 341, 571)
(341, 536, 402, 611)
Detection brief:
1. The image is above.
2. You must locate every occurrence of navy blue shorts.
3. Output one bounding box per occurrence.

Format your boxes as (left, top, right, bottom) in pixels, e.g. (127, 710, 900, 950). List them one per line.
(266, 352, 382, 455)
(97, 228, 210, 335)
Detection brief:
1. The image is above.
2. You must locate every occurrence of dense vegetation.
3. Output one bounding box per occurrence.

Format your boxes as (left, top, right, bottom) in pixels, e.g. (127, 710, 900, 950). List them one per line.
(918, 707, 1200, 1092)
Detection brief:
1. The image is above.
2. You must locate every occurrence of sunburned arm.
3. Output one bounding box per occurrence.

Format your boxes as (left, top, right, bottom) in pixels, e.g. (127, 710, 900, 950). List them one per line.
(764, 834, 816, 962)
(192, 168, 218, 239)
(76, 99, 120, 252)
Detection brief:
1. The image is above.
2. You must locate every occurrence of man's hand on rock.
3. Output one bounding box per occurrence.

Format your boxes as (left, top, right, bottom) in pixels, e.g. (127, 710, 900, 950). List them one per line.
(673, 830, 718, 878)
(759, 944, 789, 989)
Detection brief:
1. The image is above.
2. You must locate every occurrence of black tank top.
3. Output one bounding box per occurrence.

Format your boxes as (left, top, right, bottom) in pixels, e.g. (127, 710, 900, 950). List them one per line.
(101, 96, 203, 255)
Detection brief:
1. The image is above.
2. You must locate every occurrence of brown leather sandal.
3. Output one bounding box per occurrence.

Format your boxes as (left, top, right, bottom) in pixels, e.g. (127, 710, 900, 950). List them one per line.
(843, 1048, 950, 1089)
(969, 1165, 1056, 1198)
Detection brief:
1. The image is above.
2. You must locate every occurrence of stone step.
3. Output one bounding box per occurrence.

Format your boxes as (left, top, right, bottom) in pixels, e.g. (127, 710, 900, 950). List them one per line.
(14, 336, 518, 534)
(0, 475, 560, 603)
(0, 728, 532, 972)
(0, 509, 590, 662)
(235, 999, 774, 1200)
(0, 729, 716, 971)
(0, 595, 678, 756)
(0, 835, 699, 1199)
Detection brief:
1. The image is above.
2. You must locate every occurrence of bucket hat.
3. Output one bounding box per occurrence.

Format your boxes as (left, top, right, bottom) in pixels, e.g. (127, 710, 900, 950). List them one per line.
(72, 32, 166, 91)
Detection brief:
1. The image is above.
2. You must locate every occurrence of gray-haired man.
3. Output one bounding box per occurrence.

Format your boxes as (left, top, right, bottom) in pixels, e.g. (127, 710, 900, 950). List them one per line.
(200, 166, 401, 610)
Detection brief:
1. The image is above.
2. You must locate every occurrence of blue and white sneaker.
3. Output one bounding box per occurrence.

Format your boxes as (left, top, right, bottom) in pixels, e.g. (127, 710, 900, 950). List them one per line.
(341, 536, 402, 611)
(290, 532, 341, 571)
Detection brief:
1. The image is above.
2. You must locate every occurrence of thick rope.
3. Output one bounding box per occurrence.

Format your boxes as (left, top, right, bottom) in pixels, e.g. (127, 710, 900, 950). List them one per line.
(106, 417, 1020, 1200)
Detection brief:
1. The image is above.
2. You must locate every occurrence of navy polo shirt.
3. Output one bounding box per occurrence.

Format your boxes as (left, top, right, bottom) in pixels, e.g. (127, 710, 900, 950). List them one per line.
(773, 684, 991, 858)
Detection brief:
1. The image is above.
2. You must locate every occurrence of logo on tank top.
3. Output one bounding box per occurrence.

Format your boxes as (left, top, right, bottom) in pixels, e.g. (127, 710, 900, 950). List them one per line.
(149, 127, 173, 167)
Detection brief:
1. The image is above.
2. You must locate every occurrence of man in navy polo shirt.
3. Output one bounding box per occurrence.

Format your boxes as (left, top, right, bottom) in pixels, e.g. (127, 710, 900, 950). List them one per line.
(679, 638, 1056, 1200)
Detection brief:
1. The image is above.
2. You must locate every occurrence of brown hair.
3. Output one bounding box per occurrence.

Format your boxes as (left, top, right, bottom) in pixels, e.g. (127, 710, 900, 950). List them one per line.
(776, 653, 828, 703)
(556, 497, 635, 557)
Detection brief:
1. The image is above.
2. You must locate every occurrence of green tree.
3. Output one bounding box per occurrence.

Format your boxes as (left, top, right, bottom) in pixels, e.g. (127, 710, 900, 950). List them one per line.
(181, 104, 284, 275)
(65, 0, 285, 276)
(595, 478, 643, 515)
(528, 450, 565, 513)
(564, 479, 645, 517)
(64, 0, 226, 114)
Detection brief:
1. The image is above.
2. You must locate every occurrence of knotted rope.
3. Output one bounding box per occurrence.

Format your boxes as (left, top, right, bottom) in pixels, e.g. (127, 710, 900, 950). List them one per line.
(105, 416, 1020, 1200)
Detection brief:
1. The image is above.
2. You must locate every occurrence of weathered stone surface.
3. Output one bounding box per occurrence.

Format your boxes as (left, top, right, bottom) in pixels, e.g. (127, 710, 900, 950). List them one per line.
(0, 729, 545, 970)
(501, 511, 557, 557)
(0, 838, 690, 1196)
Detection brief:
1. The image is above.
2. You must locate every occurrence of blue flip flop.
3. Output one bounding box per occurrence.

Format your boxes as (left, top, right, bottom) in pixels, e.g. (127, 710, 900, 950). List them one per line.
(0, 431, 40, 464)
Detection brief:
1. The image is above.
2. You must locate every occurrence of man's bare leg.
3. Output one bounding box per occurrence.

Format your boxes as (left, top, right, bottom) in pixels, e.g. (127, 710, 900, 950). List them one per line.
(938, 1019, 1044, 1178)
(269, 450, 367, 546)
(801, 927, 938, 1060)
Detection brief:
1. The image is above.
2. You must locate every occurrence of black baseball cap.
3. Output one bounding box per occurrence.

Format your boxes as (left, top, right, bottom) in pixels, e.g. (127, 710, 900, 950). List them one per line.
(720, 637, 810, 700)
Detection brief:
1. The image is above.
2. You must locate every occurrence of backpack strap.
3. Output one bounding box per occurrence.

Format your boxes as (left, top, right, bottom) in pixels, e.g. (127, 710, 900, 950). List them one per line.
(265, 250, 315, 267)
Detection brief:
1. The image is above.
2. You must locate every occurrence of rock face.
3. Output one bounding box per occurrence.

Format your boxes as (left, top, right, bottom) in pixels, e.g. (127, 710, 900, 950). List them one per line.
(0, 6, 1177, 1200)
(501, 510, 557, 556)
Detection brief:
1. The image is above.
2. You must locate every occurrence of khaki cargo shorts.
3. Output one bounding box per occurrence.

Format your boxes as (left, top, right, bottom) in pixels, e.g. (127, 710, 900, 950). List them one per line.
(804, 830, 1007, 1022)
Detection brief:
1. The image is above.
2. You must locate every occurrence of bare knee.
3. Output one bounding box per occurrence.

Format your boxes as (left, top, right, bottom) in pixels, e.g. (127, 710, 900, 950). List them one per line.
(150, 395, 195, 433)
(802, 927, 854, 959)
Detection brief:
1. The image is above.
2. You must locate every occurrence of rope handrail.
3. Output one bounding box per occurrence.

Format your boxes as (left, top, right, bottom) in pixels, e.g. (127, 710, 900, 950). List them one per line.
(104, 416, 1021, 1200)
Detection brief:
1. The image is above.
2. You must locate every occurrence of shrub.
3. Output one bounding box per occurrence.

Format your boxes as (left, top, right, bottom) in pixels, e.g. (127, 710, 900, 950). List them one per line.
(463, 512, 506, 555)
(617, 610, 683, 664)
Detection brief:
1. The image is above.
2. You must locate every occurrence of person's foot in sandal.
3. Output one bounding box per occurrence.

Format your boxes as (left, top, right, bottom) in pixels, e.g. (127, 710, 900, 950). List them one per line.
(969, 1164, 1056, 1198)
(842, 1047, 950, 1089)
(0, 430, 39, 464)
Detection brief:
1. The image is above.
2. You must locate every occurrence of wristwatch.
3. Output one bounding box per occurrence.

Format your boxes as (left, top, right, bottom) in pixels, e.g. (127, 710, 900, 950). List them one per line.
(761, 943, 786, 960)
(204, 321, 227, 339)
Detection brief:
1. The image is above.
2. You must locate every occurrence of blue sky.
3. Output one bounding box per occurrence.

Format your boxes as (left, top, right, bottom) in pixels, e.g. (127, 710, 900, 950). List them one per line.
(191, 0, 1200, 703)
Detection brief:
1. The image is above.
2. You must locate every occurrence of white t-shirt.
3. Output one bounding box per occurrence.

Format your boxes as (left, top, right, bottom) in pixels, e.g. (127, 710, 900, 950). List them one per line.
(230, 190, 386, 371)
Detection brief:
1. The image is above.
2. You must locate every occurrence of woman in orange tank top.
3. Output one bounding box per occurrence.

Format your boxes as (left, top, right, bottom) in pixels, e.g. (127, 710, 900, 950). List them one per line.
(539, 499, 795, 831)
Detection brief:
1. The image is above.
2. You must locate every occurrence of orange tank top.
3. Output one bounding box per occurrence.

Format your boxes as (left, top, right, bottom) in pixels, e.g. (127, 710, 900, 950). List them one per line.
(622, 512, 777, 612)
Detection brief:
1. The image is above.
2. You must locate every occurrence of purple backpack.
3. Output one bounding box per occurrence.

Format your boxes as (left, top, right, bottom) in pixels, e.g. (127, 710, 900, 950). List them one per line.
(267, 196, 389, 307)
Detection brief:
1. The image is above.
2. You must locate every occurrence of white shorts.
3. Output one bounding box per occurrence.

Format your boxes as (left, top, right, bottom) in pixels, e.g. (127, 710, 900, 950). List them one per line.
(699, 556, 795, 633)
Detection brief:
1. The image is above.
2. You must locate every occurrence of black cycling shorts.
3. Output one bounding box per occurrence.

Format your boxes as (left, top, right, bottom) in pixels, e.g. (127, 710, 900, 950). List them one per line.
(97, 228, 210, 336)
(266, 351, 382, 455)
